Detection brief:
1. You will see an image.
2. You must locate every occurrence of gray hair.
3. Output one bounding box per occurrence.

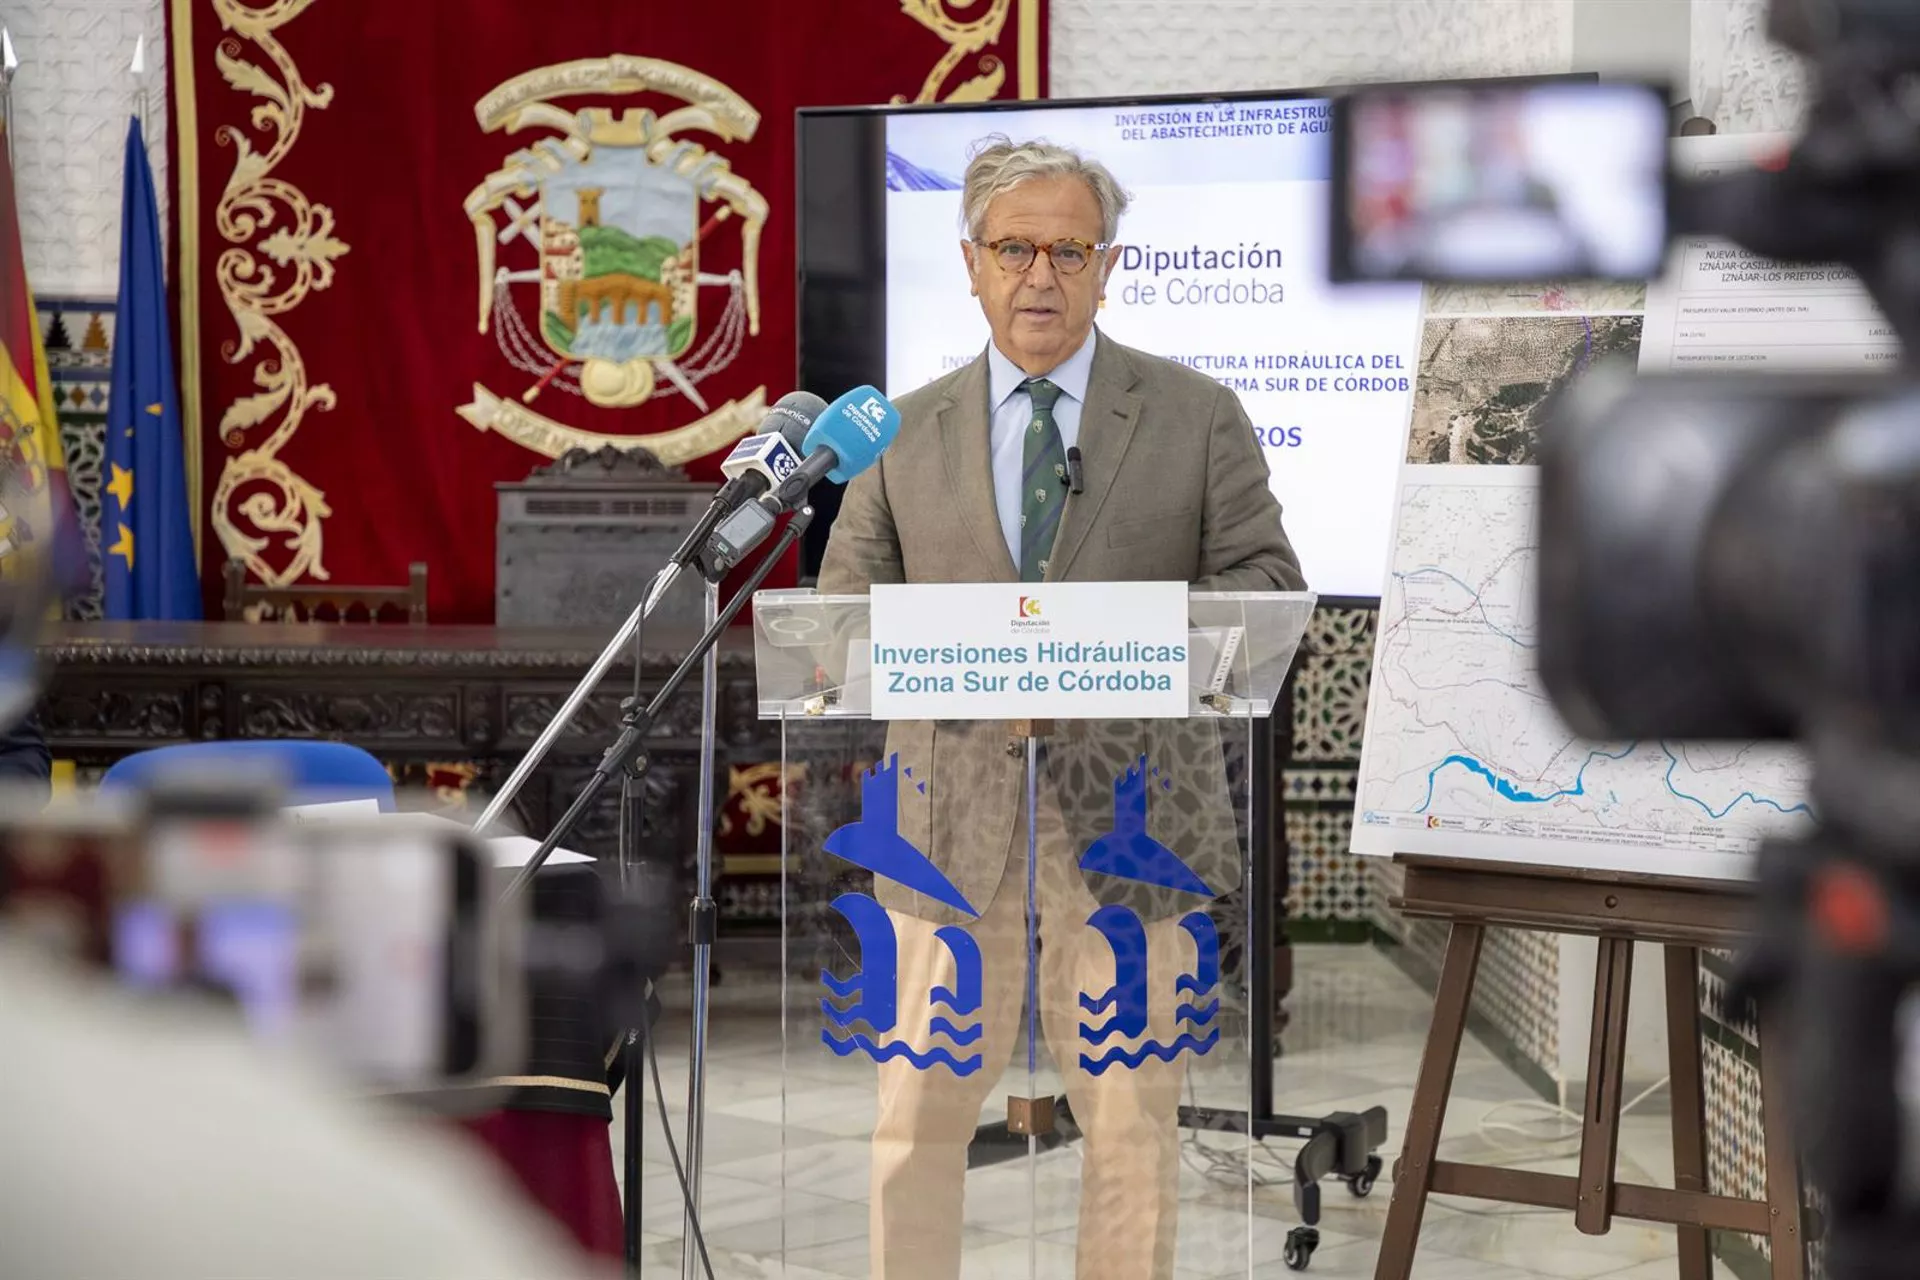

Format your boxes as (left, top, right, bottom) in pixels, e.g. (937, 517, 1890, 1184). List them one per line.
(961, 135, 1132, 244)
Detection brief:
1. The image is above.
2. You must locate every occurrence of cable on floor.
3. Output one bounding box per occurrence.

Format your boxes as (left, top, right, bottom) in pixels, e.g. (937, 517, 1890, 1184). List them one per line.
(1477, 1074, 1671, 1156)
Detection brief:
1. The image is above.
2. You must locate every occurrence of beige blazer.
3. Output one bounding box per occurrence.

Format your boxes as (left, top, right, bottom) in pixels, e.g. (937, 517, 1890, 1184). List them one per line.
(818, 330, 1306, 925)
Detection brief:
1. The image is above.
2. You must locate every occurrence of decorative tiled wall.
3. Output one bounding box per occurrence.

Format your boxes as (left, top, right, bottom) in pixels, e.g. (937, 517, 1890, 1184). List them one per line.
(1286, 602, 1560, 1085)
(1284, 606, 1375, 934)
(1364, 853, 1562, 1093)
(1703, 1026, 1765, 1220)
(1690, 0, 1807, 135)
(1697, 948, 1824, 1278)
(40, 296, 112, 621)
(1477, 926, 1561, 1081)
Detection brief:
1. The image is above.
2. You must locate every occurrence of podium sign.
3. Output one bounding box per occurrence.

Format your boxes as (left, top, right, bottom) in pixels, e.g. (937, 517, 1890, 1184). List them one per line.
(869, 580, 1189, 720)
(749, 587, 1313, 1277)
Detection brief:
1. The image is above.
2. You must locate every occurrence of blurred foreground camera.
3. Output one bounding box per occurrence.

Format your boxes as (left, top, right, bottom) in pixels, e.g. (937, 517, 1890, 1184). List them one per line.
(0, 790, 523, 1094)
(1537, 365, 1920, 747)
(0, 780, 681, 1105)
(1328, 78, 1672, 284)
(1328, 1, 1920, 1274)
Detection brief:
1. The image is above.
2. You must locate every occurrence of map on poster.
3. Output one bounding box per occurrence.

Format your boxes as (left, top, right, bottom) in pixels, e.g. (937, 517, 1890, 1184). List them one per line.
(1349, 468, 1815, 880)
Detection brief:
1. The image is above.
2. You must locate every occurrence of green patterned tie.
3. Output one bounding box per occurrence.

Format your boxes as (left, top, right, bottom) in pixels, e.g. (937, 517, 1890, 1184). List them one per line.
(1018, 377, 1067, 582)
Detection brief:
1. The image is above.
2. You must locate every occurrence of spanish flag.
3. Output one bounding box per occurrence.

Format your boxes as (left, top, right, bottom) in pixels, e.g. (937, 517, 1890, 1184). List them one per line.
(0, 118, 87, 608)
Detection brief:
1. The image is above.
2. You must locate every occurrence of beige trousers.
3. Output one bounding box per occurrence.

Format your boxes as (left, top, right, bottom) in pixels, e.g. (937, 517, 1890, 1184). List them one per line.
(868, 794, 1192, 1280)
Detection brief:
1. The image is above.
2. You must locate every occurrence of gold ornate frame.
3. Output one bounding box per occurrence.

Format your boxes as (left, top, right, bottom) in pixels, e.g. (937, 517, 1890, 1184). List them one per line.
(457, 57, 772, 465)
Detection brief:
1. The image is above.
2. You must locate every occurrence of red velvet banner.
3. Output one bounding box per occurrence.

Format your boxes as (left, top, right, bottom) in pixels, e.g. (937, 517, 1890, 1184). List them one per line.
(169, 0, 1046, 622)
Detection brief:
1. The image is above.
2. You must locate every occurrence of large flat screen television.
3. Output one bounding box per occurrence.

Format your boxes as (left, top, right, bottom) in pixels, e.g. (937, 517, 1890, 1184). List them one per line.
(795, 80, 1570, 600)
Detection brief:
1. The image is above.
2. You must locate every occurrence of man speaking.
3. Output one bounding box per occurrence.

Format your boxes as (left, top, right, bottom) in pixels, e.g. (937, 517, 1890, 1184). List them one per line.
(819, 135, 1304, 1279)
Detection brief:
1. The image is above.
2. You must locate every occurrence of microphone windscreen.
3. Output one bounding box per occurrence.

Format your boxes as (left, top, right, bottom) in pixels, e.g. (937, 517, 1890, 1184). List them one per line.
(805, 386, 902, 484)
(766, 391, 828, 448)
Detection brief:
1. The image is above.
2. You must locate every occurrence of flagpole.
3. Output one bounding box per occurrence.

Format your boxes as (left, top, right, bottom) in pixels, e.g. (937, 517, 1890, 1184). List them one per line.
(130, 35, 149, 131)
(1, 28, 18, 170)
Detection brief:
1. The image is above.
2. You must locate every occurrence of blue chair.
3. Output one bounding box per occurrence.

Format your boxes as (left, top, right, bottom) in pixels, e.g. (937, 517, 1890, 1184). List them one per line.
(100, 740, 397, 812)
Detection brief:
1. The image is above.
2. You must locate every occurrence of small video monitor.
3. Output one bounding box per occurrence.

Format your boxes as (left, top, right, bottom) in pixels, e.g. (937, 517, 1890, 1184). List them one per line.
(1330, 79, 1672, 284)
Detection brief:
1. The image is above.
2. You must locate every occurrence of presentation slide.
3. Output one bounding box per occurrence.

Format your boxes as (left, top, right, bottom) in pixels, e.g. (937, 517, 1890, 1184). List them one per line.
(884, 100, 1425, 599)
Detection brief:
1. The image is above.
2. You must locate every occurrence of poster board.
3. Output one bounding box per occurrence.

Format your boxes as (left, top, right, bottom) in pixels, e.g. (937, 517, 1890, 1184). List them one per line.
(1347, 133, 1870, 880)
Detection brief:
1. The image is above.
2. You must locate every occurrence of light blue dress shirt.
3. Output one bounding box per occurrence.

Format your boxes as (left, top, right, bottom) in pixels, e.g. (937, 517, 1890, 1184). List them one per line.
(984, 328, 1097, 567)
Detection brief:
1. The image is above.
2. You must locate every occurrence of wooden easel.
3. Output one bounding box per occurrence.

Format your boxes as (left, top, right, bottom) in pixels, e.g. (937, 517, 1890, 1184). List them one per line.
(1373, 856, 1807, 1280)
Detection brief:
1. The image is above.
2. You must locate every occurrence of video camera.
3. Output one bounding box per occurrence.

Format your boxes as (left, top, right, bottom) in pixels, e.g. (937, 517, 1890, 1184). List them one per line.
(0, 777, 680, 1105)
(1328, 2, 1920, 1275)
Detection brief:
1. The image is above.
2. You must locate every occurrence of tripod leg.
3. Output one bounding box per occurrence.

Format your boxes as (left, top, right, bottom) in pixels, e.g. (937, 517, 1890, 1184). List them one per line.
(623, 1029, 643, 1278)
(1664, 946, 1712, 1280)
(1374, 921, 1483, 1280)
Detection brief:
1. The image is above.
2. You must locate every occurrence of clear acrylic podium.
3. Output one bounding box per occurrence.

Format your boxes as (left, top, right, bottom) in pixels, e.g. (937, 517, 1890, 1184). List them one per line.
(750, 587, 1315, 1278)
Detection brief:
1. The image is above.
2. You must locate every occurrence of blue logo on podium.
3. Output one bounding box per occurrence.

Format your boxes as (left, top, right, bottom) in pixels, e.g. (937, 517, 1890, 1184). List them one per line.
(1079, 757, 1214, 896)
(819, 756, 984, 1074)
(817, 751, 1224, 1077)
(1077, 754, 1222, 1076)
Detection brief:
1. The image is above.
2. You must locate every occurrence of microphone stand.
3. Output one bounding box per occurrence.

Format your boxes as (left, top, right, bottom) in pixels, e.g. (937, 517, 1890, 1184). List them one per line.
(616, 564, 654, 1277)
(681, 572, 720, 1280)
(496, 507, 813, 1278)
(611, 571, 722, 1280)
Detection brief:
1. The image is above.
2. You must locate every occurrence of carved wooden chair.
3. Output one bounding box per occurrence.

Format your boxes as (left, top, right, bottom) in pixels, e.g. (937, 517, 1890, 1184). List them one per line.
(222, 558, 429, 625)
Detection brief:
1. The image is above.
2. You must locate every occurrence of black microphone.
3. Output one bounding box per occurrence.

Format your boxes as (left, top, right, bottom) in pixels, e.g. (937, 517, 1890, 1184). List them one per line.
(667, 392, 825, 569)
(709, 392, 825, 510)
(1066, 446, 1086, 495)
(698, 386, 904, 578)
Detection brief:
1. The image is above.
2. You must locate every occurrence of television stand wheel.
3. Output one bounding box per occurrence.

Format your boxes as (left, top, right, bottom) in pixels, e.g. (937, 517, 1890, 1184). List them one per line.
(1347, 1154, 1383, 1198)
(1283, 1226, 1319, 1271)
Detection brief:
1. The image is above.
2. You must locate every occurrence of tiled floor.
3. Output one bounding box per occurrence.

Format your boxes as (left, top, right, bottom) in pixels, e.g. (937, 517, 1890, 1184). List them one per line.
(617, 944, 1742, 1279)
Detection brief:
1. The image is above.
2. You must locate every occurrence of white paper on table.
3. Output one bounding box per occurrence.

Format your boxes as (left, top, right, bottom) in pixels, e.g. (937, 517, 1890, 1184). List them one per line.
(281, 806, 590, 867)
(483, 834, 593, 869)
(283, 798, 382, 823)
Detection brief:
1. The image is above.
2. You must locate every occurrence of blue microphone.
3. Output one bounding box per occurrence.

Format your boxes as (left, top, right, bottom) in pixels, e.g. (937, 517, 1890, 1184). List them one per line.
(769, 385, 902, 508)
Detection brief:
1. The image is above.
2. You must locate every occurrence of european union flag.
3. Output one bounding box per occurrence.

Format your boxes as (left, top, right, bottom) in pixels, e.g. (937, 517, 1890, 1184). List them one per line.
(104, 116, 200, 620)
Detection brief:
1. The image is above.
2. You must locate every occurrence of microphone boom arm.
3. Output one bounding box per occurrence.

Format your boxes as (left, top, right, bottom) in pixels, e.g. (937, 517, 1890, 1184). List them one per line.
(500, 504, 817, 902)
(473, 562, 683, 838)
